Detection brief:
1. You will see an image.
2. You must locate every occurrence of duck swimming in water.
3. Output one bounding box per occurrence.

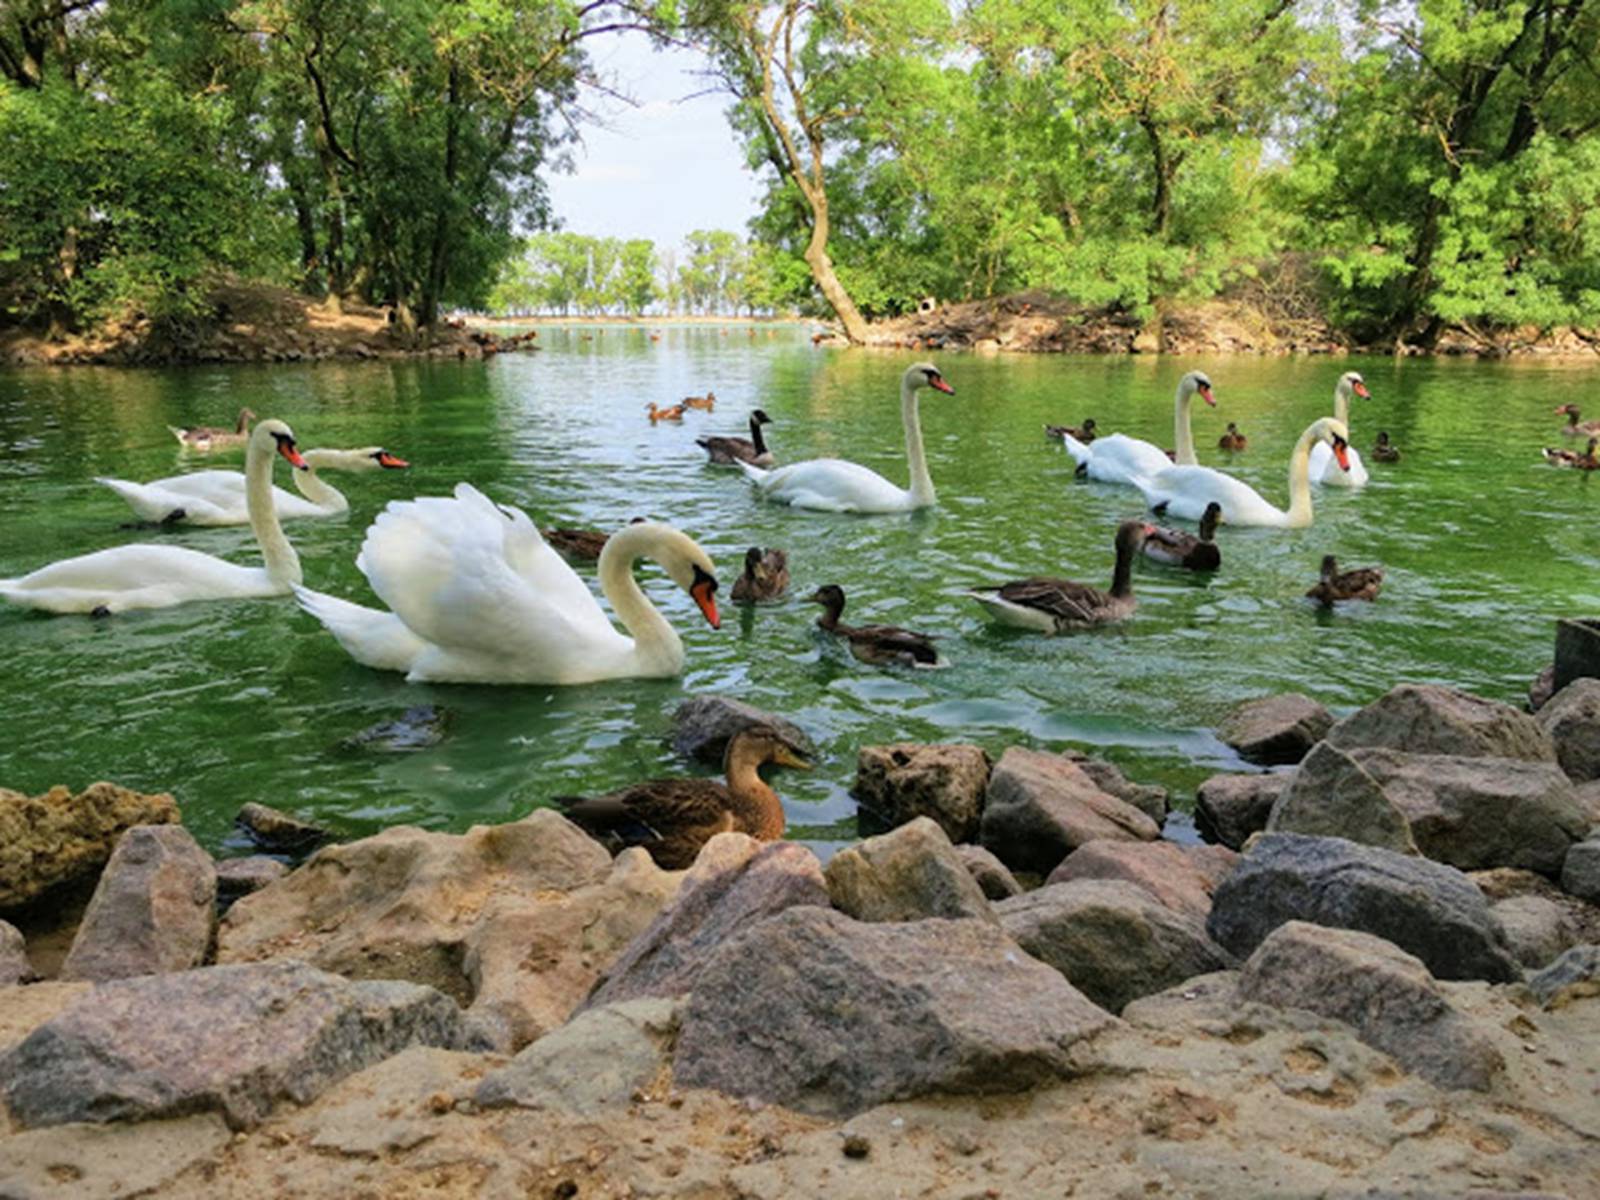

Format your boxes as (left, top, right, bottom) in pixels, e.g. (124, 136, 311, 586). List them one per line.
(731, 547, 789, 603)
(807, 584, 938, 666)
(968, 520, 1154, 632)
(1142, 502, 1221, 571)
(1305, 555, 1384, 605)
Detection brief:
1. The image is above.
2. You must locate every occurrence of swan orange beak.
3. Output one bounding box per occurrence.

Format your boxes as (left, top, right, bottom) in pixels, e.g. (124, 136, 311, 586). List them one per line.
(1332, 437, 1351, 471)
(929, 376, 955, 395)
(376, 452, 409, 469)
(1352, 381, 1370, 399)
(1199, 385, 1216, 407)
(278, 440, 308, 469)
(690, 573, 721, 630)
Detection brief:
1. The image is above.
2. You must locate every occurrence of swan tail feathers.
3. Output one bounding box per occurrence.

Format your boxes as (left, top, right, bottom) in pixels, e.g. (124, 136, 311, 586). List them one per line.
(736, 460, 770, 487)
(1057, 432, 1092, 465)
(293, 585, 424, 674)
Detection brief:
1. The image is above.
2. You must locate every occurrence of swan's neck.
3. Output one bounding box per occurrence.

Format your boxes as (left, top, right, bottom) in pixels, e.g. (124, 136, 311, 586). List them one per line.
(902, 380, 935, 506)
(726, 754, 785, 840)
(596, 526, 683, 675)
(1173, 387, 1197, 466)
(248, 441, 303, 586)
(291, 450, 350, 513)
(1284, 428, 1319, 528)
(1333, 387, 1350, 428)
(749, 418, 768, 456)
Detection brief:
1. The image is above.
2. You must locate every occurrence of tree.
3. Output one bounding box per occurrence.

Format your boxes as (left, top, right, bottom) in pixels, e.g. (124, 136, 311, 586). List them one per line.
(616, 238, 658, 313)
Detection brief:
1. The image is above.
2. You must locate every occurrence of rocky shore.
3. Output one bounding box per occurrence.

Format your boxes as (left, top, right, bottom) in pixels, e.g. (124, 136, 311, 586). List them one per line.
(3, 681, 1599, 1198)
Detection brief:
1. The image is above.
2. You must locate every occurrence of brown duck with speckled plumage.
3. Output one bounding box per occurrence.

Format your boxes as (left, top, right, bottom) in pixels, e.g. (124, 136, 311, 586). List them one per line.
(808, 584, 938, 666)
(731, 546, 789, 602)
(1306, 555, 1383, 605)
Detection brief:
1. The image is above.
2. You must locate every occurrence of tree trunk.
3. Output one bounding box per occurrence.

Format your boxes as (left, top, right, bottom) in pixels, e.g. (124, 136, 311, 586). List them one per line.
(1141, 114, 1173, 237)
(803, 212, 869, 344)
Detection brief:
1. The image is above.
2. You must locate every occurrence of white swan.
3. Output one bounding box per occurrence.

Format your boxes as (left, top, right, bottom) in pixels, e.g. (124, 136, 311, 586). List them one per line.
(294, 487, 721, 684)
(737, 362, 953, 512)
(1057, 370, 1215, 487)
(96, 447, 410, 526)
(0, 420, 309, 614)
(1136, 417, 1350, 528)
(1308, 371, 1371, 487)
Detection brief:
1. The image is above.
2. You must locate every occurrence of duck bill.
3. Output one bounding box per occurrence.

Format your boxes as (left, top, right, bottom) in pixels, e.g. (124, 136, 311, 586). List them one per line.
(930, 377, 955, 395)
(1199, 385, 1216, 407)
(773, 744, 812, 770)
(1332, 438, 1351, 471)
(278, 441, 308, 469)
(691, 579, 721, 629)
(376, 452, 409, 469)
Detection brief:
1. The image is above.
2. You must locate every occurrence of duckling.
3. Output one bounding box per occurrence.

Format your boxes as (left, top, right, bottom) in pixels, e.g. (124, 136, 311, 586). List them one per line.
(1142, 502, 1221, 572)
(555, 726, 810, 869)
(1217, 422, 1248, 451)
(731, 547, 789, 603)
(646, 402, 686, 423)
(683, 391, 716, 411)
(1556, 404, 1600, 436)
(697, 409, 775, 466)
(1305, 555, 1383, 605)
(1372, 431, 1401, 463)
(807, 584, 938, 666)
(169, 407, 256, 450)
(968, 520, 1154, 633)
(1045, 418, 1097, 443)
(1543, 437, 1600, 469)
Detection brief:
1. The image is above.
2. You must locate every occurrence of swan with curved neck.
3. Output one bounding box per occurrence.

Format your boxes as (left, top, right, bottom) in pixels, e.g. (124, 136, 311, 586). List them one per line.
(97, 447, 409, 526)
(1309, 372, 1370, 487)
(738, 363, 954, 512)
(1057, 370, 1215, 487)
(1137, 417, 1350, 528)
(294, 488, 721, 684)
(1, 420, 308, 614)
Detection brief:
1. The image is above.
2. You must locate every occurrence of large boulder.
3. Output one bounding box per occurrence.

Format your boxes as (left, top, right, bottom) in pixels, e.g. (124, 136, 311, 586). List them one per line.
(1266, 742, 1417, 855)
(235, 802, 330, 853)
(670, 695, 815, 766)
(1063, 754, 1169, 826)
(1, 917, 31, 985)
(673, 907, 1114, 1116)
(1562, 838, 1600, 903)
(1325, 684, 1556, 763)
(1492, 894, 1581, 969)
(1237, 921, 1504, 1091)
(213, 855, 289, 899)
(1218, 693, 1333, 765)
(1045, 839, 1219, 921)
(0, 782, 178, 908)
(979, 748, 1158, 875)
(824, 817, 996, 924)
(1206, 834, 1521, 983)
(997, 880, 1234, 1013)
(0, 961, 465, 1130)
(1194, 772, 1287, 850)
(218, 810, 675, 1050)
(60, 825, 217, 982)
(1535, 679, 1600, 782)
(954, 844, 1022, 900)
(585, 833, 828, 1009)
(852, 743, 990, 841)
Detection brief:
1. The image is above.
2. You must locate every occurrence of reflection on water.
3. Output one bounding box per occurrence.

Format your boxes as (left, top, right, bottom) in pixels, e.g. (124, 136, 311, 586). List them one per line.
(2, 331, 1597, 853)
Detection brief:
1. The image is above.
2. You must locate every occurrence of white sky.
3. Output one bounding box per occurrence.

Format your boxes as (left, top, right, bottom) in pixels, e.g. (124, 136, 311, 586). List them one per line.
(546, 32, 766, 250)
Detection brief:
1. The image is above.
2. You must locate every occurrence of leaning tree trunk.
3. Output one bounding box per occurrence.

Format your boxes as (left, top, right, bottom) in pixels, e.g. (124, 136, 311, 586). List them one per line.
(801, 190, 869, 343)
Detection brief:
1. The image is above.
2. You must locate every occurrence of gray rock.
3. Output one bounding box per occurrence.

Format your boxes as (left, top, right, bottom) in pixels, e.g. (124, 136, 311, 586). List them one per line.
(670, 695, 815, 766)
(60, 825, 216, 983)
(1062, 754, 1169, 826)
(852, 743, 991, 842)
(674, 907, 1114, 1116)
(1492, 894, 1579, 969)
(824, 817, 996, 924)
(1237, 921, 1504, 1091)
(1575, 780, 1600, 830)
(1526, 944, 1600, 1008)
(998, 879, 1234, 1013)
(1345, 749, 1587, 875)
(476, 997, 681, 1114)
(1267, 742, 1418, 854)
(1, 917, 32, 984)
(1326, 684, 1556, 763)
(213, 854, 289, 897)
(0, 961, 466, 1130)
(954, 844, 1022, 900)
(1206, 834, 1521, 983)
(1195, 772, 1287, 850)
(1218, 693, 1333, 765)
(1561, 839, 1600, 903)
(235, 802, 329, 853)
(1045, 839, 1218, 921)
(1528, 662, 1556, 712)
(586, 833, 828, 1008)
(979, 748, 1158, 875)
(1535, 679, 1600, 782)
(1471, 866, 1600, 947)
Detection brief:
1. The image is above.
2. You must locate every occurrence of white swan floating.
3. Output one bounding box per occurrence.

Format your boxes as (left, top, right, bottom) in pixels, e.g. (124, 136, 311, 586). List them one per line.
(1057, 370, 1215, 487)
(738, 362, 953, 513)
(0, 420, 309, 614)
(1308, 371, 1371, 488)
(295, 485, 722, 685)
(1135, 417, 1350, 529)
(97, 447, 409, 526)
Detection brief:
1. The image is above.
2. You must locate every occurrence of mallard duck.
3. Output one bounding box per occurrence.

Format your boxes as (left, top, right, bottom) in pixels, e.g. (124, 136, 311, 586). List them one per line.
(1045, 418, 1097, 443)
(1306, 555, 1383, 605)
(1543, 437, 1600, 469)
(1218, 423, 1248, 451)
(807, 584, 938, 666)
(555, 726, 810, 868)
(1372, 431, 1401, 462)
(646, 402, 686, 423)
(1556, 405, 1600, 436)
(968, 520, 1154, 632)
(1142, 502, 1221, 571)
(731, 546, 789, 602)
(169, 407, 256, 450)
(683, 391, 716, 411)
(697, 410, 775, 466)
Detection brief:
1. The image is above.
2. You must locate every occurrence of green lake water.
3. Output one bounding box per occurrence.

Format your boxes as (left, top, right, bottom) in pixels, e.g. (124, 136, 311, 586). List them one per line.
(2, 329, 1597, 856)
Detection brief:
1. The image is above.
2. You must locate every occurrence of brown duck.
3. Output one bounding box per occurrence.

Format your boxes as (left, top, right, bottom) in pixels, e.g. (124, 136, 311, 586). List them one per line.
(542, 517, 647, 562)
(683, 391, 716, 411)
(556, 726, 810, 868)
(1556, 405, 1600, 436)
(731, 546, 789, 602)
(968, 520, 1153, 632)
(1142, 502, 1221, 571)
(1543, 437, 1600, 469)
(697, 410, 775, 466)
(1217, 422, 1248, 451)
(646, 402, 686, 423)
(1306, 555, 1383, 605)
(1045, 418, 1096, 443)
(1372, 431, 1401, 463)
(807, 584, 938, 666)
(169, 407, 256, 450)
